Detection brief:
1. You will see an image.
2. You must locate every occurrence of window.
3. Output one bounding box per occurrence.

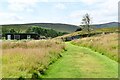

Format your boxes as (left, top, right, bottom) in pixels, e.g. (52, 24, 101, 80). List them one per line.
(27, 35, 31, 39)
(14, 35, 20, 40)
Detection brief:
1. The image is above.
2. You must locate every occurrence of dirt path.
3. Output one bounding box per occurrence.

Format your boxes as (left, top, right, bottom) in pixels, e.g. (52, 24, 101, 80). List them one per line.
(42, 42, 118, 78)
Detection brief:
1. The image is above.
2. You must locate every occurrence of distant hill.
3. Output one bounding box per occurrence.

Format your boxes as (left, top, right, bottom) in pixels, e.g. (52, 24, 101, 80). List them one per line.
(93, 22, 119, 28)
(2, 23, 80, 33)
(1, 22, 119, 34)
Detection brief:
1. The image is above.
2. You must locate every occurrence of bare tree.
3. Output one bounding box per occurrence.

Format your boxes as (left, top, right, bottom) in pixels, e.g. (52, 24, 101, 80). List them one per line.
(81, 13, 91, 33)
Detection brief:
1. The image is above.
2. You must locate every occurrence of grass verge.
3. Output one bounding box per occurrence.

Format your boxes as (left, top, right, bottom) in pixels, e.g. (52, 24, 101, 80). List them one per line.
(71, 33, 118, 62)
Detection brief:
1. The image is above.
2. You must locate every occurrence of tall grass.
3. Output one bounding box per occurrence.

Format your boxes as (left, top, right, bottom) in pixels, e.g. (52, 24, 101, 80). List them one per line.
(0, 40, 2, 79)
(72, 33, 118, 62)
(2, 40, 65, 78)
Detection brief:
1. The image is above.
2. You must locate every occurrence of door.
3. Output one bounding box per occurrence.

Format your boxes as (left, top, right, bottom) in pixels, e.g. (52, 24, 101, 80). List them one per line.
(7, 35, 11, 40)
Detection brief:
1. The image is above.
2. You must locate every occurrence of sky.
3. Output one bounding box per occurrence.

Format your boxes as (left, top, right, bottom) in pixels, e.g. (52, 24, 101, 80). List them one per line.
(0, 0, 119, 25)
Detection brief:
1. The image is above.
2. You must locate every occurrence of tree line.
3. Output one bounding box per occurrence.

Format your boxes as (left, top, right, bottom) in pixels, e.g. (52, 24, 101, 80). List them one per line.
(2, 26, 68, 38)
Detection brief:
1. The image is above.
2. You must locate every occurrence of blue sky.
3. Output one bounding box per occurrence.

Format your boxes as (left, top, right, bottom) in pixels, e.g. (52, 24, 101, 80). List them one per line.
(0, 0, 119, 25)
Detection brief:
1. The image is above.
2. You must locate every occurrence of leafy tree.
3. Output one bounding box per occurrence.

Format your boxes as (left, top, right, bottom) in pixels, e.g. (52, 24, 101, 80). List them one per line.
(9, 28, 16, 33)
(17, 29, 22, 33)
(25, 26, 67, 38)
(2, 28, 9, 37)
(26, 28, 32, 33)
(81, 13, 91, 33)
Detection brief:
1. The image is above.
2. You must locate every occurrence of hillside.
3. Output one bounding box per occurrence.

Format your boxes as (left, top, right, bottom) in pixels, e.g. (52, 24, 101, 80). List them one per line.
(93, 22, 119, 28)
(55, 27, 118, 41)
(2, 22, 119, 38)
(2, 23, 80, 33)
(2, 22, 119, 33)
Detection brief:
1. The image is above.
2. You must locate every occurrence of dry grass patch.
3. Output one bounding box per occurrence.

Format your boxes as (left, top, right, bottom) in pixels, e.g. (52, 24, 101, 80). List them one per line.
(72, 33, 118, 62)
(2, 40, 65, 78)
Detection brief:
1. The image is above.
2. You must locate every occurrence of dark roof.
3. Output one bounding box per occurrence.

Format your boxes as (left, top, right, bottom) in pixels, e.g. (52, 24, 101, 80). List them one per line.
(5, 33, 39, 35)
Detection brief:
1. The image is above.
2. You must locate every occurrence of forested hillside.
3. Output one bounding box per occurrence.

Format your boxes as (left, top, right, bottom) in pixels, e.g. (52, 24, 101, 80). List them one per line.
(2, 23, 80, 33)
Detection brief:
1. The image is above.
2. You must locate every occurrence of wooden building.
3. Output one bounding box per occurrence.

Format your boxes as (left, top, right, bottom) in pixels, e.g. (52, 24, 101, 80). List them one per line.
(5, 33, 39, 40)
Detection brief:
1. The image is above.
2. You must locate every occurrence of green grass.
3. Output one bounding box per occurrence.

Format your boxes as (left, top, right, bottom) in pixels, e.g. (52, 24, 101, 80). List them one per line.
(42, 42, 118, 78)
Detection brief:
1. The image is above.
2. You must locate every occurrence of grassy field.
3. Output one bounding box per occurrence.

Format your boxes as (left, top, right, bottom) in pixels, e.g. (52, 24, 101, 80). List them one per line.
(42, 42, 118, 78)
(2, 40, 65, 78)
(55, 27, 118, 41)
(2, 30, 119, 78)
(0, 40, 2, 78)
(72, 33, 118, 62)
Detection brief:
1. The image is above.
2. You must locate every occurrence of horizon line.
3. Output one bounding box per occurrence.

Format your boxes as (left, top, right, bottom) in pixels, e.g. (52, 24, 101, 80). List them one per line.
(0, 21, 119, 26)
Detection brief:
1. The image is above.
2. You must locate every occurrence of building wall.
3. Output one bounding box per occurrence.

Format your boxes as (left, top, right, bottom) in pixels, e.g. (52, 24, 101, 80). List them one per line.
(5, 34, 39, 40)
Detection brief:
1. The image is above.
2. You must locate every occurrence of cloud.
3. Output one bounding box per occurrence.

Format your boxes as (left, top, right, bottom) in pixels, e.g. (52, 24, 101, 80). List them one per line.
(7, 0, 39, 12)
(68, 0, 119, 25)
(0, 12, 23, 24)
(69, 9, 117, 25)
(0, 0, 119, 25)
(79, 0, 102, 5)
(54, 3, 66, 9)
